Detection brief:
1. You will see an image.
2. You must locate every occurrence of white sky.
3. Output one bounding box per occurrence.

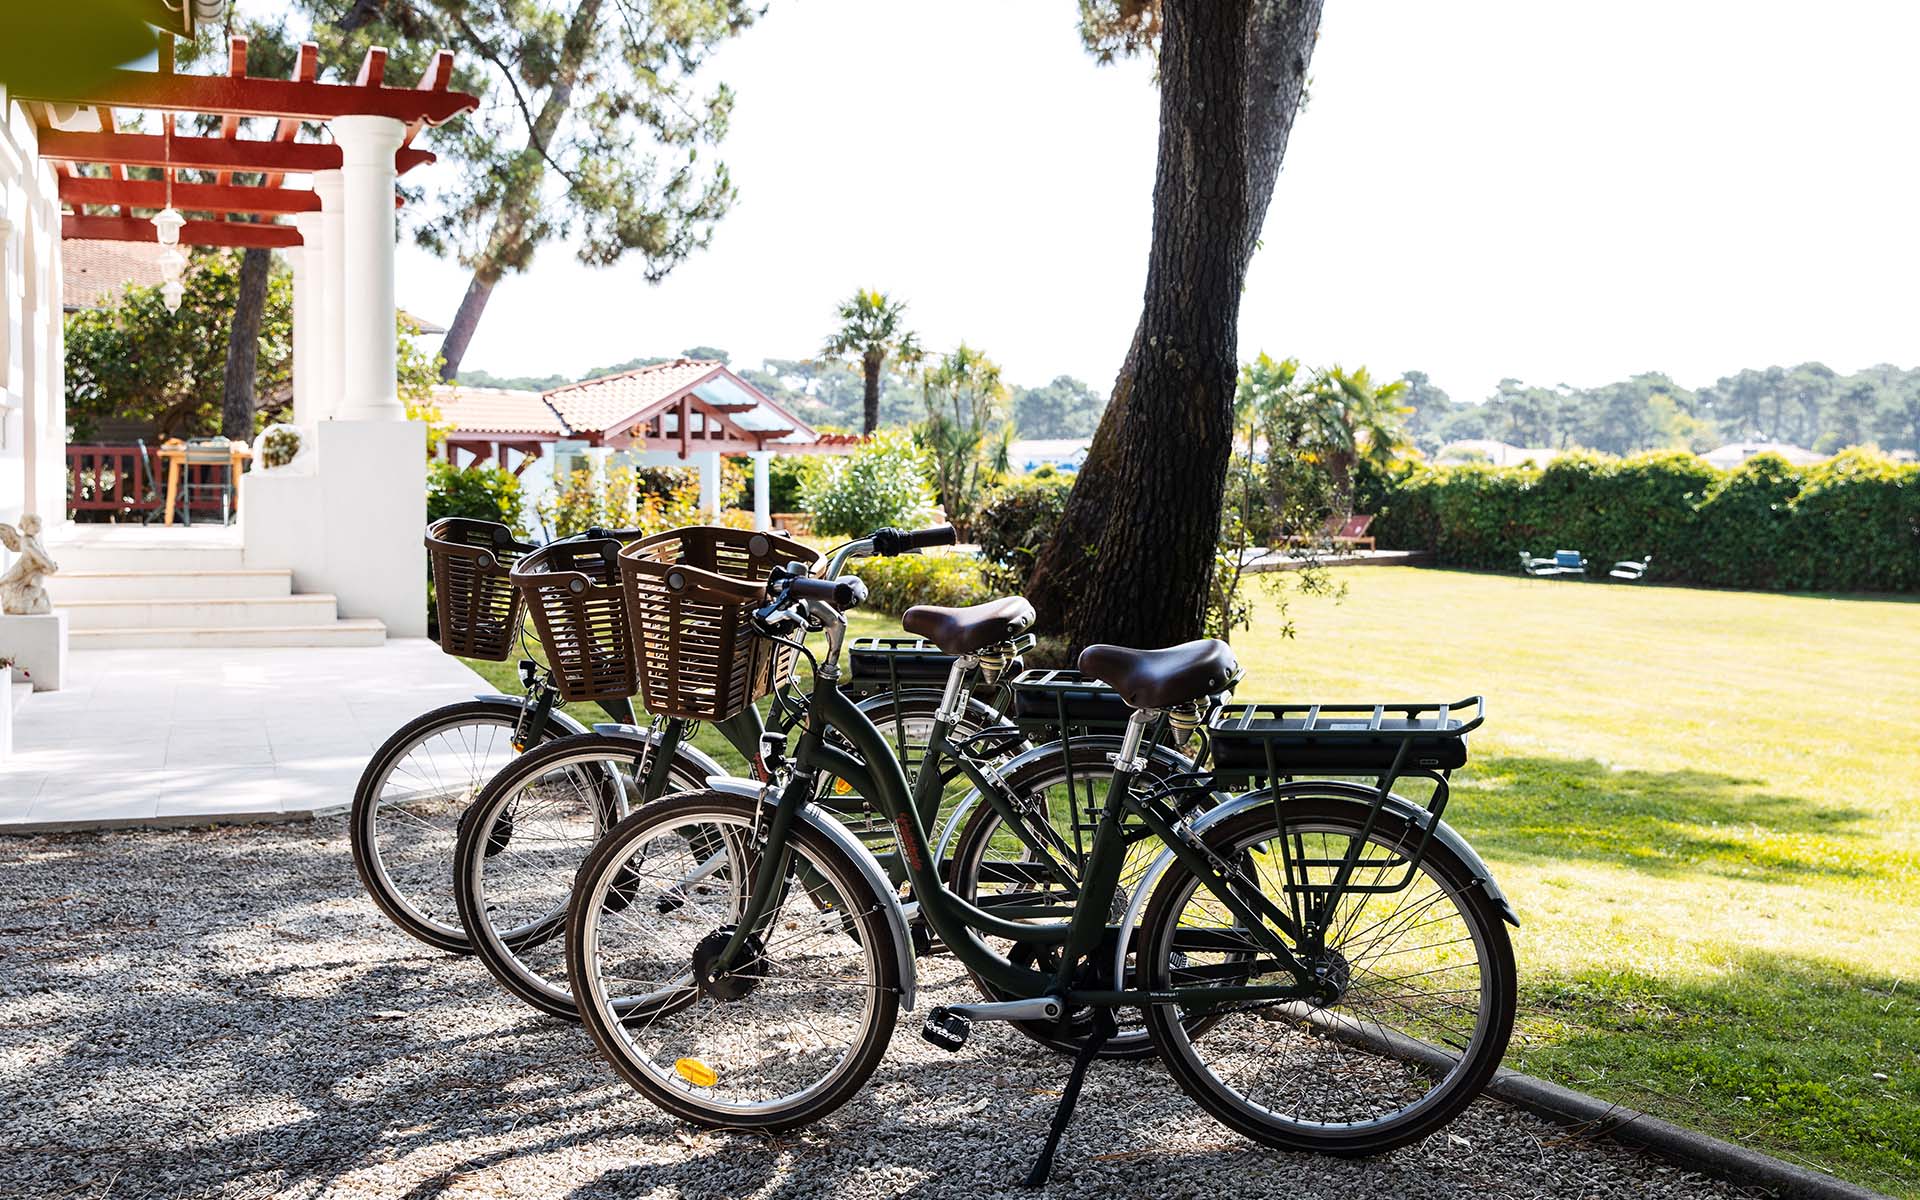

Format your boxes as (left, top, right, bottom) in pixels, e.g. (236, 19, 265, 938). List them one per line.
(395, 0, 1920, 402)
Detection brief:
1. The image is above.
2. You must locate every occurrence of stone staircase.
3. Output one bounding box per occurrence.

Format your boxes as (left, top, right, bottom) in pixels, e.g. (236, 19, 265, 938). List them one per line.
(45, 534, 384, 649)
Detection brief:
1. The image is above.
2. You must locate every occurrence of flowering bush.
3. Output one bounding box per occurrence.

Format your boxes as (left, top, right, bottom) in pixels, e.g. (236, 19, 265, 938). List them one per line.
(799, 431, 937, 537)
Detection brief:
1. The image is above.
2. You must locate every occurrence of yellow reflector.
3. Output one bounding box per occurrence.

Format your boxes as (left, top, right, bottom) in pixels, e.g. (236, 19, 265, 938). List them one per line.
(833, 777, 854, 796)
(675, 1058, 717, 1088)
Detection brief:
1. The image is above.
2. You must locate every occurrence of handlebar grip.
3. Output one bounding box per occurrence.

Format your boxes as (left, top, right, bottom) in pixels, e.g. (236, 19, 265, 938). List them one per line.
(871, 524, 958, 556)
(787, 575, 869, 609)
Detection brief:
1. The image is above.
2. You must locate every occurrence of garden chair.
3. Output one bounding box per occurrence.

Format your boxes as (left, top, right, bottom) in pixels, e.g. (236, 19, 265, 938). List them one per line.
(1329, 513, 1376, 551)
(1609, 554, 1653, 581)
(1519, 548, 1587, 577)
(177, 437, 240, 526)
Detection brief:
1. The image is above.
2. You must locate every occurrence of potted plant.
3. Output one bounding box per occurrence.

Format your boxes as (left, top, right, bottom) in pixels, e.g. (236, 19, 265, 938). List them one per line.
(260, 424, 304, 471)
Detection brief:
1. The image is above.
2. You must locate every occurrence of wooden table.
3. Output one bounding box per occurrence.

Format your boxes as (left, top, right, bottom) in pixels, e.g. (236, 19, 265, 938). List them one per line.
(159, 440, 251, 526)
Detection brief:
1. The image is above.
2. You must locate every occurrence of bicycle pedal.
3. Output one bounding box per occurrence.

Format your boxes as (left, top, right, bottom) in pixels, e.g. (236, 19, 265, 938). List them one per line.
(921, 1006, 970, 1052)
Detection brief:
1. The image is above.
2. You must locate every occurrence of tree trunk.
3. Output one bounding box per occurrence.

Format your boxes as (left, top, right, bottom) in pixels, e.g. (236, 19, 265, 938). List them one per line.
(1025, 0, 1323, 649)
(861, 351, 883, 434)
(220, 247, 272, 439)
(437, 269, 498, 381)
(433, 0, 606, 380)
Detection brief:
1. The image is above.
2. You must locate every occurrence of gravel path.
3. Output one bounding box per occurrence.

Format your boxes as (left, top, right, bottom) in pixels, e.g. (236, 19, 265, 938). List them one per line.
(0, 821, 1750, 1200)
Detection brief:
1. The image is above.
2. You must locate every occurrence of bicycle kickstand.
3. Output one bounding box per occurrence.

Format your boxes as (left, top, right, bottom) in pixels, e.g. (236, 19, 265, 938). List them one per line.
(1022, 1008, 1116, 1188)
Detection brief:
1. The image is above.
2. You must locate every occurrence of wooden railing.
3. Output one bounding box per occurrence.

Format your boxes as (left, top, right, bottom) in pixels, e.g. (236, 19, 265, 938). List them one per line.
(66, 445, 234, 523)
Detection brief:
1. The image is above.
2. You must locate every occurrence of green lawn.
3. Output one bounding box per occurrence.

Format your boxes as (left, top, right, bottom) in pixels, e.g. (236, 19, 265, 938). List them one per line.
(464, 567, 1920, 1193)
(1226, 568, 1920, 1195)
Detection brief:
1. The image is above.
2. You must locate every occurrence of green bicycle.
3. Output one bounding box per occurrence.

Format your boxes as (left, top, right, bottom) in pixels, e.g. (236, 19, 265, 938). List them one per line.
(563, 534, 1519, 1184)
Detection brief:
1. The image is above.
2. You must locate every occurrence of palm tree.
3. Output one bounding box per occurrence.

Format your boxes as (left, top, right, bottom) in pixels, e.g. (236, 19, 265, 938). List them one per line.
(820, 289, 924, 434)
(1304, 365, 1412, 513)
(917, 342, 1011, 532)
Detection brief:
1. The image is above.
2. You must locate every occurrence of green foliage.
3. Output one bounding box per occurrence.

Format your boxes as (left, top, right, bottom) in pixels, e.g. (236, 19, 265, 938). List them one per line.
(260, 427, 302, 469)
(916, 343, 1013, 530)
(65, 251, 293, 440)
(797, 431, 937, 537)
(849, 554, 1000, 617)
(819, 289, 924, 433)
(306, 0, 754, 334)
(974, 475, 1075, 584)
(1375, 448, 1919, 592)
(1010, 375, 1106, 438)
(427, 460, 526, 536)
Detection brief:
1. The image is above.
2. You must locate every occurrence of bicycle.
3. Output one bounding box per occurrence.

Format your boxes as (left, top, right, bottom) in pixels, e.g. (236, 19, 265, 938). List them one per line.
(563, 545, 1519, 1184)
(351, 519, 711, 953)
(452, 526, 1205, 1044)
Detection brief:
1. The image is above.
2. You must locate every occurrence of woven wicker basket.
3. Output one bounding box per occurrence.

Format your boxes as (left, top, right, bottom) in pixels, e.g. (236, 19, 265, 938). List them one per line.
(619, 527, 819, 720)
(509, 530, 651, 703)
(426, 518, 536, 661)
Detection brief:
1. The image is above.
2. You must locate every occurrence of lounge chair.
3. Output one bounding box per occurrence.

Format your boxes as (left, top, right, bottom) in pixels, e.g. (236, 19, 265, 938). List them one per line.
(1519, 549, 1587, 578)
(1329, 514, 1376, 551)
(1609, 555, 1653, 581)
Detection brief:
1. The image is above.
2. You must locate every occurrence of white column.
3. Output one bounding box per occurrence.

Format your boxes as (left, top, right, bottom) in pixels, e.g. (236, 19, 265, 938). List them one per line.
(699, 451, 722, 518)
(751, 451, 773, 530)
(329, 115, 408, 421)
(312, 170, 346, 422)
(287, 212, 322, 427)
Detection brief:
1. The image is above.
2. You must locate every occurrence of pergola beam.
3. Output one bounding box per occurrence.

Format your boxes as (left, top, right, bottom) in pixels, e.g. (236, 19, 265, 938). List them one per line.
(265, 43, 322, 189)
(16, 65, 474, 126)
(63, 214, 300, 249)
(39, 131, 435, 175)
(59, 175, 321, 215)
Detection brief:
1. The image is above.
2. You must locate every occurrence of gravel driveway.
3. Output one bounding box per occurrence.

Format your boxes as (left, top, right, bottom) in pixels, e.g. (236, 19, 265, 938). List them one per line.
(0, 821, 1748, 1200)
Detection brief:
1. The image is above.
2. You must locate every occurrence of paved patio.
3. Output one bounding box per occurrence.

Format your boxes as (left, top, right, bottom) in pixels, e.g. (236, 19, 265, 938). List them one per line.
(0, 641, 488, 831)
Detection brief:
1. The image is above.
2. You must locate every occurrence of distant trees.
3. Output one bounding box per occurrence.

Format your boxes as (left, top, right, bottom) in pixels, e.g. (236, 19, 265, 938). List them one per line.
(1401, 362, 1920, 458)
(819, 290, 924, 434)
(1010, 376, 1106, 439)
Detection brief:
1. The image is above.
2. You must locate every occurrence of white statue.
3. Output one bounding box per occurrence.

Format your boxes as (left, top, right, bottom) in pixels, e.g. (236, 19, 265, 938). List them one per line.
(0, 515, 57, 616)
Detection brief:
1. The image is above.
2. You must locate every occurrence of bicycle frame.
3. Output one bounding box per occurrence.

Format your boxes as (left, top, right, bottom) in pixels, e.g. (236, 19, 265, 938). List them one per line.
(717, 641, 1326, 1013)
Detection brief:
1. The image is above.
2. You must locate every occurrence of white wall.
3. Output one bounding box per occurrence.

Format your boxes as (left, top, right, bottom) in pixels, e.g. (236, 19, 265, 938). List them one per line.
(0, 90, 65, 549)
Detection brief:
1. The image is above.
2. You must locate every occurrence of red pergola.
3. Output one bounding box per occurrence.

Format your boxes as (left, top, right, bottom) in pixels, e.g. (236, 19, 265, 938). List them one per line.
(18, 36, 475, 249)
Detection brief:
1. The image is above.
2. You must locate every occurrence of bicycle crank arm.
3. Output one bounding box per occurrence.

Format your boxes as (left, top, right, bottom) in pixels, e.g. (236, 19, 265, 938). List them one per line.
(921, 996, 1065, 1053)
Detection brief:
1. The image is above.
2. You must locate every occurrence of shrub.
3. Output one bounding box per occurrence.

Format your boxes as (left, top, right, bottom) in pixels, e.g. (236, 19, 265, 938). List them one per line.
(535, 461, 749, 538)
(1372, 448, 1918, 593)
(850, 553, 1000, 616)
(427, 460, 526, 536)
(800, 431, 938, 537)
(974, 474, 1073, 583)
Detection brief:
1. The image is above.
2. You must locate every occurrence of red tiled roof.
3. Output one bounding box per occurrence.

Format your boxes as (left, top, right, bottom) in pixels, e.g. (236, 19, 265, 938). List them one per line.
(542, 358, 726, 435)
(433, 385, 567, 437)
(62, 239, 166, 310)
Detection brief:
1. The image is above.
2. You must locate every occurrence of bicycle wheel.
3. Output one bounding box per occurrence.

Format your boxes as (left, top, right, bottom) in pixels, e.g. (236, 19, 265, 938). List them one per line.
(568, 789, 901, 1131)
(452, 730, 719, 1019)
(946, 739, 1196, 1058)
(350, 699, 578, 952)
(817, 691, 1022, 849)
(1138, 794, 1516, 1154)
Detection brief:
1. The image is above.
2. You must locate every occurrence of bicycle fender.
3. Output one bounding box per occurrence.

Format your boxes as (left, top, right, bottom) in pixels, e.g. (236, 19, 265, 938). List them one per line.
(932, 737, 1197, 864)
(702, 776, 917, 1011)
(581, 724, 730, 782)
(469, 694, 593, 738)
(1110, 782, 1518, 995)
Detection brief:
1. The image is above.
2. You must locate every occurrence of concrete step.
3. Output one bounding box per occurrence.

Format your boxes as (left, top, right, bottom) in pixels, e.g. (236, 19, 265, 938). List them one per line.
(68, 619, 387, 650)
(9, 682, 28, 715)
(48, 543, 246, 572)
(46, 568, 294, 602)
(57, 594, 341, 630)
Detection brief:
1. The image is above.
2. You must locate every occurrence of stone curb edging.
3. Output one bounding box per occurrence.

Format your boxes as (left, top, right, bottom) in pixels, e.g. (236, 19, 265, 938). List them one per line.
(1486, 1069, 1894, 1200)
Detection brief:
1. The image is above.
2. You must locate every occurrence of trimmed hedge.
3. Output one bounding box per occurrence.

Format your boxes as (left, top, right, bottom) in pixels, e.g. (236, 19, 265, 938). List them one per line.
(974, 475, 1073, 584)
(850, 554, 1000, 616)
(1374, 448, 1919, 592)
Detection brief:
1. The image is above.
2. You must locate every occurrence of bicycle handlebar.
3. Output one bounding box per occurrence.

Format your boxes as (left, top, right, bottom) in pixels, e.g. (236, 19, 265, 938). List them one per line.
(786, 574, 868, 609)
(870, 524, 956, 557)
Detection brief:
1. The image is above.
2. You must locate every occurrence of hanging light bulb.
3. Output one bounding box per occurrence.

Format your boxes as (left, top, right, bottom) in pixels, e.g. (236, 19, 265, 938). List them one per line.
(150, 207, 185, 246)
(162, 280, 185, 313)
(157, 246, 187, 279)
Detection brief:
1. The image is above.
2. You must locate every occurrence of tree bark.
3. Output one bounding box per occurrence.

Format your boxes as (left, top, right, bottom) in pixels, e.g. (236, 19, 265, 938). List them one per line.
(861, 350, 884, 434)
(435, 0, 605, 380)
(220, 247, 272, 440)
(1025, 0, 1323, 649)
